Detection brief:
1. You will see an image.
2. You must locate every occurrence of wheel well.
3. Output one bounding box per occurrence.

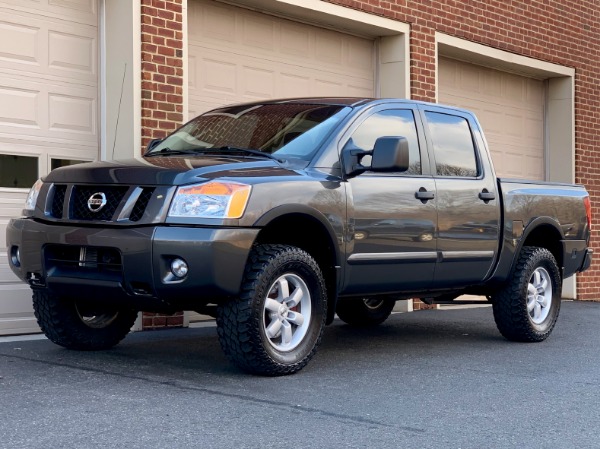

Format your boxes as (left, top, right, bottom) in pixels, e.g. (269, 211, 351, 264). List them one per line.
(522, 224, 563, 271)
(254, 213, 338, 310)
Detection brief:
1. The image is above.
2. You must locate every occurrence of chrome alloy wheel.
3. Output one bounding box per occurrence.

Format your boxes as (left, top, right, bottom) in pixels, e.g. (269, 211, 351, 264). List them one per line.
(527, 267, 552, 325)
(363, 298, 385, 310)
(263, 273, 311, 352)
(74, 303, 119, 329)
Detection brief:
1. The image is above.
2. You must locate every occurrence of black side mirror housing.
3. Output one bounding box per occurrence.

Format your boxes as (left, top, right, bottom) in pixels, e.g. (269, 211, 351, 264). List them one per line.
(341, 139, 370, 178)
(371, 136, 409, 173)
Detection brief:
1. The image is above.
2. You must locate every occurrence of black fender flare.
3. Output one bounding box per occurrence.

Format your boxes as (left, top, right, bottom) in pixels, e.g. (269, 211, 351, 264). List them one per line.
(489, 216, 564, 284)
(253, 203, 343, 270)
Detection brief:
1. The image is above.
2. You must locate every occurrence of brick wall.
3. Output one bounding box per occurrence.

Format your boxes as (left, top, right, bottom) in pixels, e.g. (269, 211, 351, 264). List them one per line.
(141, 0, 185, 152)
(139, 0, 600, 301)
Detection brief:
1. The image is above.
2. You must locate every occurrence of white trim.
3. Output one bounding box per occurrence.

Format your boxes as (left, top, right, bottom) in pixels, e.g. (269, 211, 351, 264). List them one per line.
(99, 0, 107, 161)
(182, 1, 189, 123)
(436, 33, 574, 80)
(217, 0, 409, 36)
(131, 0, 142, 158)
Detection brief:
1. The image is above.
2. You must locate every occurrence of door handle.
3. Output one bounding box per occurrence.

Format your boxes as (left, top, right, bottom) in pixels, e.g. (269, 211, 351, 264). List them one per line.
(415, 188, 435, 203)
(479, 189, 495, 202)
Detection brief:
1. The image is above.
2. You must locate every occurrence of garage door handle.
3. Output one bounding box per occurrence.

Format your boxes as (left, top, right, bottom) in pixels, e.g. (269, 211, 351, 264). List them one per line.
(479, 189, 495, 202)
(415, 188, 435, 203)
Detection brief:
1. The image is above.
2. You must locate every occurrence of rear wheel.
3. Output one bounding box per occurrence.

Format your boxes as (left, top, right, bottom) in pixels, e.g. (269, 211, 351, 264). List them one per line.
(336, 297, 396, 327)
(492, 246, 561, 342)
(32, 290, 137, 350)
(217, 244, 327, 376)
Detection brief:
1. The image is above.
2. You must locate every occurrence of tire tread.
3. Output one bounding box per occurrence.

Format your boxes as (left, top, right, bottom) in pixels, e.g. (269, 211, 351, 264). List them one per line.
(217, 244, 326, 376)
(492, 246, 561, 342)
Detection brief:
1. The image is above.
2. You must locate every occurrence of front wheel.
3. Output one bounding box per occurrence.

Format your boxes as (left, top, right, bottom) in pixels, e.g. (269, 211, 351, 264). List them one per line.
(491, 246, 561, 342)
(217, 244, 327, 376)
(32, 290, 138, 350)
(336, 297, 396, 327)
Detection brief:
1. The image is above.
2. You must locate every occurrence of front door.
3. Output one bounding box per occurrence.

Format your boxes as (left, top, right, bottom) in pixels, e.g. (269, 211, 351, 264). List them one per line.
(343, 107, 437, 295)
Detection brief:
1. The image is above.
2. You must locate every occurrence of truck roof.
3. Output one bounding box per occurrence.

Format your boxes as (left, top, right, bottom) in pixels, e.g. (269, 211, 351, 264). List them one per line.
(223, 97, 475, 115)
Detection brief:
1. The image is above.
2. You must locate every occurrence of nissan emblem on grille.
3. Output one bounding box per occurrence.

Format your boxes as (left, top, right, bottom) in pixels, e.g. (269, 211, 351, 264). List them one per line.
(87, 192, 107, 212)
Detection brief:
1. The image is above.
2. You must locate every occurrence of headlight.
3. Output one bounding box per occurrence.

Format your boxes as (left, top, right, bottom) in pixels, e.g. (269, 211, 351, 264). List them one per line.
(168, 181, 252, 219)
(24, 179, 44, 211)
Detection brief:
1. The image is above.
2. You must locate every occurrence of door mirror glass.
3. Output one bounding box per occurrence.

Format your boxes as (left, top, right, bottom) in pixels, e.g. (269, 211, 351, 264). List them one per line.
(371, 136, 409, 172)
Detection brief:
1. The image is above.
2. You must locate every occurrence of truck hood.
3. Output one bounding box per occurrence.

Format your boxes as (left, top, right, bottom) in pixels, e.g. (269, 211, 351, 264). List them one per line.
(44, 156, 301, 185)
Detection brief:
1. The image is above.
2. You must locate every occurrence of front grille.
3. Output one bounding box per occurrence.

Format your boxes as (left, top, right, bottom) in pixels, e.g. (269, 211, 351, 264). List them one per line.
(129, 188, 155, 222)
(71, 186, 129, 221)
(51, 185, 67, 218)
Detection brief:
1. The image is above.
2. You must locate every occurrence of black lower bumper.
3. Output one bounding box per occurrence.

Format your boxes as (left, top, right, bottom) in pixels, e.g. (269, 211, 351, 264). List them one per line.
(6, 218, 259, 311)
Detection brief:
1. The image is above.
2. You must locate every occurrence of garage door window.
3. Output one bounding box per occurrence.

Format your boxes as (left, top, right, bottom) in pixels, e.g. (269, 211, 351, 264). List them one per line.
(51, 159, 88, 171)
(0, 155, 38, 188)
(425, 112, 478, 177)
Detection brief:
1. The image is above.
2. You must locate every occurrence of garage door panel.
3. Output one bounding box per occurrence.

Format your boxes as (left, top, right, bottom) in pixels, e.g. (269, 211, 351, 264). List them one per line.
(243, 66, 275, 99)
(0, 8, 97, 83)
(241, 14, 276, 51)
(439, 57, 544, 180)
(1, 0, 97, 25)
(188, 0, 374, 116)
(280, 22, 310, 57)
(0, 75, 97, 143)
(0, 20, 38, 65)
(48, 30, 96, 76)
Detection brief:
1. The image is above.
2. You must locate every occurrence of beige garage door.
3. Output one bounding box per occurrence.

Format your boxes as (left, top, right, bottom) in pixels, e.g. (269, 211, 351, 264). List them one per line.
(0, 0, 99, 335)
(187, 0, 375, 117)
(439, 57, 545, 180)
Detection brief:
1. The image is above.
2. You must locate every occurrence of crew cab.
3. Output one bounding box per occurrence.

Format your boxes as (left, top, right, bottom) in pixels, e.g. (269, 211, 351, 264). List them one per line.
(6, 98, 593, 375)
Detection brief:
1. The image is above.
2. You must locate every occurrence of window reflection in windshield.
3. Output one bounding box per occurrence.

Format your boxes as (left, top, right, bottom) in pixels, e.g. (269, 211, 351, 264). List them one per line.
(148, 103, 350, 162)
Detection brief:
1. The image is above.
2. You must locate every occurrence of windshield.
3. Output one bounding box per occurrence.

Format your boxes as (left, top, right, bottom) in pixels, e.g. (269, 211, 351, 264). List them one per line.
(147, 103, 350, 162)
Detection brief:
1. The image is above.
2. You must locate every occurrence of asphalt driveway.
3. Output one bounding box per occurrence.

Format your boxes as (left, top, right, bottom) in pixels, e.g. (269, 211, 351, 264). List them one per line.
(1, 301, 599, 449)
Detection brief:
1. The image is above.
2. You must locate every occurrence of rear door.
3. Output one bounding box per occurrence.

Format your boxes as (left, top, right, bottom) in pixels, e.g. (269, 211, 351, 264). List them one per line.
(419, 105, 501, 287)
(342, 106, 437, 295)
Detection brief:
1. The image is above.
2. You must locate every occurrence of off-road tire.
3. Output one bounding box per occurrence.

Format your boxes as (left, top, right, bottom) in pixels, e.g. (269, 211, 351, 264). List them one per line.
(336, 297, 395, 327)
(492, 246, 561, 342)
(33, 290, 138, 350)
(217, 244, 327, 376)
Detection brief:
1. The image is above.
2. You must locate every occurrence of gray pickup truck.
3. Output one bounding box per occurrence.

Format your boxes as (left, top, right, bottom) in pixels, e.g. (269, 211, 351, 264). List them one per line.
(6, 98, 593, 375)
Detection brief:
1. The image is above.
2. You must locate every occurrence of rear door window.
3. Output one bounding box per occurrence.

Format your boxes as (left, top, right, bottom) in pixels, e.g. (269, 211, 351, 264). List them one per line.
(424, 111, 478, 177)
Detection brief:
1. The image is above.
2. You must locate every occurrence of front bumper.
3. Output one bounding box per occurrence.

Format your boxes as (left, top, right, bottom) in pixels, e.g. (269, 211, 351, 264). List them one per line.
(6, 218, 259, 311)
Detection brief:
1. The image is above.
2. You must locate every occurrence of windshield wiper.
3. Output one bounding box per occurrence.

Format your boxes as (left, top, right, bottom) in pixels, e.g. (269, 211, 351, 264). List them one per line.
(209, 146, 284, 163)
(146, 146, 284, 163)
(145, 148, 195, 157)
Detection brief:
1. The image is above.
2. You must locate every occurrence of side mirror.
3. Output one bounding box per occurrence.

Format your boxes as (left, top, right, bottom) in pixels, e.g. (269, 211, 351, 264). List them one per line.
(146, 138, 163, 153)
(371, 136, 409, 173)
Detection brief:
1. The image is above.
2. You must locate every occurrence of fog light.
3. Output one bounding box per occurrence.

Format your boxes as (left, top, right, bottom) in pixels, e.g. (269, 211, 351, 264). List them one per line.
(170, 258, 188, 278)
(10, 246, 20, 267)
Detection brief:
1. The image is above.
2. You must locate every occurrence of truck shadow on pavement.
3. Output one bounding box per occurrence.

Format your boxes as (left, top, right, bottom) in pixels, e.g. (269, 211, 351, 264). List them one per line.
(1, 305, 575, 381)
(31, 307, 508, 377)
